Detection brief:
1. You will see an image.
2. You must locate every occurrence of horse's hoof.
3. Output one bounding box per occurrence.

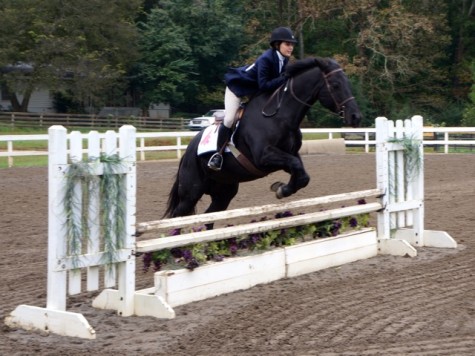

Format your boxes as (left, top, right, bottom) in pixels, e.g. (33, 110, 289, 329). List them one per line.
(276, 186, 285, 199)
(270, 181, 284, 192)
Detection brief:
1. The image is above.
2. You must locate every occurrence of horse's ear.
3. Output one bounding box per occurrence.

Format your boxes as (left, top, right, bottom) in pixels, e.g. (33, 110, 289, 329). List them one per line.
(313, 57, 330, 71)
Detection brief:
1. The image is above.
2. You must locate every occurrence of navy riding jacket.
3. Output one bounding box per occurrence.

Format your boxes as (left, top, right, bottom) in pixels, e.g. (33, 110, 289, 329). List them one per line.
(224, 49, 288, 98)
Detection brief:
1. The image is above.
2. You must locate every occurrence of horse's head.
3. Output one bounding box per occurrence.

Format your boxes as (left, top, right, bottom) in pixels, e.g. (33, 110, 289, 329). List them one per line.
(314, 58, 362, 128)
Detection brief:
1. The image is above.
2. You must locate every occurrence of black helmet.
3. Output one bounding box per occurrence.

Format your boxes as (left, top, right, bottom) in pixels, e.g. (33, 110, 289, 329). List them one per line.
(269, 27, 298, 46)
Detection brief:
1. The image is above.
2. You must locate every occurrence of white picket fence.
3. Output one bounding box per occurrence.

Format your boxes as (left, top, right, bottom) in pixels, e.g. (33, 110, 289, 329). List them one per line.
(4, 116, 457, 339)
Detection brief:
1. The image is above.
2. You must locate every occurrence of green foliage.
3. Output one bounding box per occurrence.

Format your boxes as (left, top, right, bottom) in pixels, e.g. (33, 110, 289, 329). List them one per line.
(462, 61, 475, 126)
(134, 0, 242, 111)
(1, 0, 474, 122)
(462, 105, 475, 126)
(64, 154, 127, 267)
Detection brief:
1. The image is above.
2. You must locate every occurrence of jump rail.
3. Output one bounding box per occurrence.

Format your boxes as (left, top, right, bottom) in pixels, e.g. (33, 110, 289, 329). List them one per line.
(5, 116, 457, 339)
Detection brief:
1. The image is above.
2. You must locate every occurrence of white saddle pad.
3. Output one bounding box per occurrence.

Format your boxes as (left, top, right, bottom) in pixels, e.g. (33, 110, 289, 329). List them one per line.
(197, 124, 219, 155)
(197, 124, 234, 156)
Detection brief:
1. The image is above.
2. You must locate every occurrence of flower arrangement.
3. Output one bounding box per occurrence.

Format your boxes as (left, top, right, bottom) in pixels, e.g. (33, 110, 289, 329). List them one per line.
(142, 199, 370, 272)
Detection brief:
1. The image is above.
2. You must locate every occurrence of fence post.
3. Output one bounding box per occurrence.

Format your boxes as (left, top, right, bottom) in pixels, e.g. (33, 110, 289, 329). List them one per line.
(7, 140, 13, 168)
(177, 137, 182, 159)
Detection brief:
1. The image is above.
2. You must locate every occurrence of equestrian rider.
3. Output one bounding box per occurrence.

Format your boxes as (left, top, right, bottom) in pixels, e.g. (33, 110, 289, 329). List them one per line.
(208, 26, 297, 171)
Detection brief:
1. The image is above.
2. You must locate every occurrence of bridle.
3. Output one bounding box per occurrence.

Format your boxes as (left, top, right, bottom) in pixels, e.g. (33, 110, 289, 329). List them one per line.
(262, 67, 355, 119)
(321, 68, 355, 119)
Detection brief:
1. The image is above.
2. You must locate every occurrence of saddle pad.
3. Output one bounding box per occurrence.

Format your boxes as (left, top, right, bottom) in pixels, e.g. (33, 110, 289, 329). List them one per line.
(197, 124, 234, 156)
(197, 124, 219, 155)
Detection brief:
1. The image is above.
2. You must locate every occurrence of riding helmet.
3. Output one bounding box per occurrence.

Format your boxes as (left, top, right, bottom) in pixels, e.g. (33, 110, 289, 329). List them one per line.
(269, 27, 298, 46)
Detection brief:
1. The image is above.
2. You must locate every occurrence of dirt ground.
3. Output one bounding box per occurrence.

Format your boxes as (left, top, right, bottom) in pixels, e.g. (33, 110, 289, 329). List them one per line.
(1, 153, 474, 355)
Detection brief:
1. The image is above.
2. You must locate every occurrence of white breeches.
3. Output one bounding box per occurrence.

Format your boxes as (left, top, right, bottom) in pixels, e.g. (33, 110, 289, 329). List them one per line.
(224, 87, 241, 128)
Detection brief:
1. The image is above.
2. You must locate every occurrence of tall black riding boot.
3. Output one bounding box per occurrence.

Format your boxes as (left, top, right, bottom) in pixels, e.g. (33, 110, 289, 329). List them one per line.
(208, 125, 232, 171)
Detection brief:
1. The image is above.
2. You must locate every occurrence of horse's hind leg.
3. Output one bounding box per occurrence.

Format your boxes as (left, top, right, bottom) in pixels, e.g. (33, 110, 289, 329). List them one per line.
(170, 182, 205, 218)
(203, 182, 239, 229)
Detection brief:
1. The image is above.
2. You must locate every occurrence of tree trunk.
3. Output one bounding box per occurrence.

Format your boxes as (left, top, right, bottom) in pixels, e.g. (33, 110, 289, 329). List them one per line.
(8, 86, 32, 112)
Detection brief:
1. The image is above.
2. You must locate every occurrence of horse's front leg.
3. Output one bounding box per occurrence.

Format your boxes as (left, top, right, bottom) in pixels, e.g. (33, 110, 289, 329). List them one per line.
(259, 146, 310, 199)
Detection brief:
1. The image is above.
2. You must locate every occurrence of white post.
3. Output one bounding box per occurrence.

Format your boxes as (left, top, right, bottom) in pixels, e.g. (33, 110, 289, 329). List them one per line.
(87, 131, 101, 291)
(177, 136, 182, 159)
(68, 131, 84, 295)
(7, 140, 13, 168)
(375, 117, 390, 241)
(118, 125, 137, 317)
(410, 115, 424, 246)
(103, 130, 118, 288)
(395, 120, 406, 228)
(47, 125, 68, 311)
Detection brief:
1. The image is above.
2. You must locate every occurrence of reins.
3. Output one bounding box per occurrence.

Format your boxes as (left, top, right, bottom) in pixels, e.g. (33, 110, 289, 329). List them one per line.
(261, 82, 287, 117)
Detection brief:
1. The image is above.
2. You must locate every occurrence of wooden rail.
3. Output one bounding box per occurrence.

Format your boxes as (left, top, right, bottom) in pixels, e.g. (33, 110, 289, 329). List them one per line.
(136, 188, 382, 233)
(136, 202, 383, 253)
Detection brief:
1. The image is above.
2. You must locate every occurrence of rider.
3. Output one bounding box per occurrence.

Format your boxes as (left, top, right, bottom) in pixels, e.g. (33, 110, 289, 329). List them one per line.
(208, 26, 297, 171)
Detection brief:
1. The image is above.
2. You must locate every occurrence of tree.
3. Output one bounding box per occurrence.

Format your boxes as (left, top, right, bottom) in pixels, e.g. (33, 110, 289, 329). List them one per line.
(0, 0, 141, 112)
(134, 0, 243, 112)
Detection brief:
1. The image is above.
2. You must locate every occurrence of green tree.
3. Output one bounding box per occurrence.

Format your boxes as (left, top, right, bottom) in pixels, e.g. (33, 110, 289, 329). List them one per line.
(134, 0, 243, 112)
(462, 60, 475, 126)
(0, 0, 141, 112)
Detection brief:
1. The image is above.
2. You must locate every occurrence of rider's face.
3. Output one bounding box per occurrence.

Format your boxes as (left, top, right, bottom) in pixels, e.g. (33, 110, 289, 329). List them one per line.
(279, 41, 295, 58)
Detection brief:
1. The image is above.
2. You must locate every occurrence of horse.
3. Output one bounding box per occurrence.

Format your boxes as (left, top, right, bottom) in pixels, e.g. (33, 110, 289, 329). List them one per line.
(164, 57, 362, 219)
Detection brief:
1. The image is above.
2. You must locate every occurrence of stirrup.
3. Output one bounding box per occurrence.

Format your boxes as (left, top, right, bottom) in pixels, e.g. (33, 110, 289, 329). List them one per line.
(208, 152, 223, 171)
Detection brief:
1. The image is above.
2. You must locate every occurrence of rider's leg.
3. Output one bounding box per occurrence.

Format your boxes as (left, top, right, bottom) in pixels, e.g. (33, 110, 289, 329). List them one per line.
(223, 87, 240, 128)
(208, 87, 240, 171)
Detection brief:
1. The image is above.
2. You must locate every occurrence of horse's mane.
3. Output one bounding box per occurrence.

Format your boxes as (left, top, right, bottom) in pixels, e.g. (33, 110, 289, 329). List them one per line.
(285, 57, 331, 77)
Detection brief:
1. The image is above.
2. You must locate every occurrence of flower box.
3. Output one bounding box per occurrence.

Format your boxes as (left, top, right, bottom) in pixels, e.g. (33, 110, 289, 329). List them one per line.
(151, 228, 377, 308)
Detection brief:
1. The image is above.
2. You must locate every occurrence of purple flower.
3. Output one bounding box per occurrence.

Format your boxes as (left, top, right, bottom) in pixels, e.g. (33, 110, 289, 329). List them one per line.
(357, 199, 366, 205)
(331, 220, 342, 236)
(192, 225, 206, 232)
(349, 217, 358, 228)
(142, 252, 152, 273)
(213, 255, 224, 262)
(186, 258, 199, 271)
(275, 210, 293, 219)
(229, 243, 238, 255)
(170, 248, 183, 258)
(152, 259, 162, 272)
(182, 249, 193, 261)
(170, 228, 181, 236)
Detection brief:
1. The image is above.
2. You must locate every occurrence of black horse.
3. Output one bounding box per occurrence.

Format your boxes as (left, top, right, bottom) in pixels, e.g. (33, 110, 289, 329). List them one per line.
(164, 57, 362, 218)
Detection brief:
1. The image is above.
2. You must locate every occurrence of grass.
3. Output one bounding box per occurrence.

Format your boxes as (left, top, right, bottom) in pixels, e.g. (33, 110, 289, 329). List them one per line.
(0, 124, 51, 135)
(0, 155, 48, 169)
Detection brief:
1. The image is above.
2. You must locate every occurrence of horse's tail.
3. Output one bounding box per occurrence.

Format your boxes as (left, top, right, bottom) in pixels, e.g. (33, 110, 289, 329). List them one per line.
(163, 150, 198, 218)
(163, 175, 179, 218)
(163, 157, 183, 218)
